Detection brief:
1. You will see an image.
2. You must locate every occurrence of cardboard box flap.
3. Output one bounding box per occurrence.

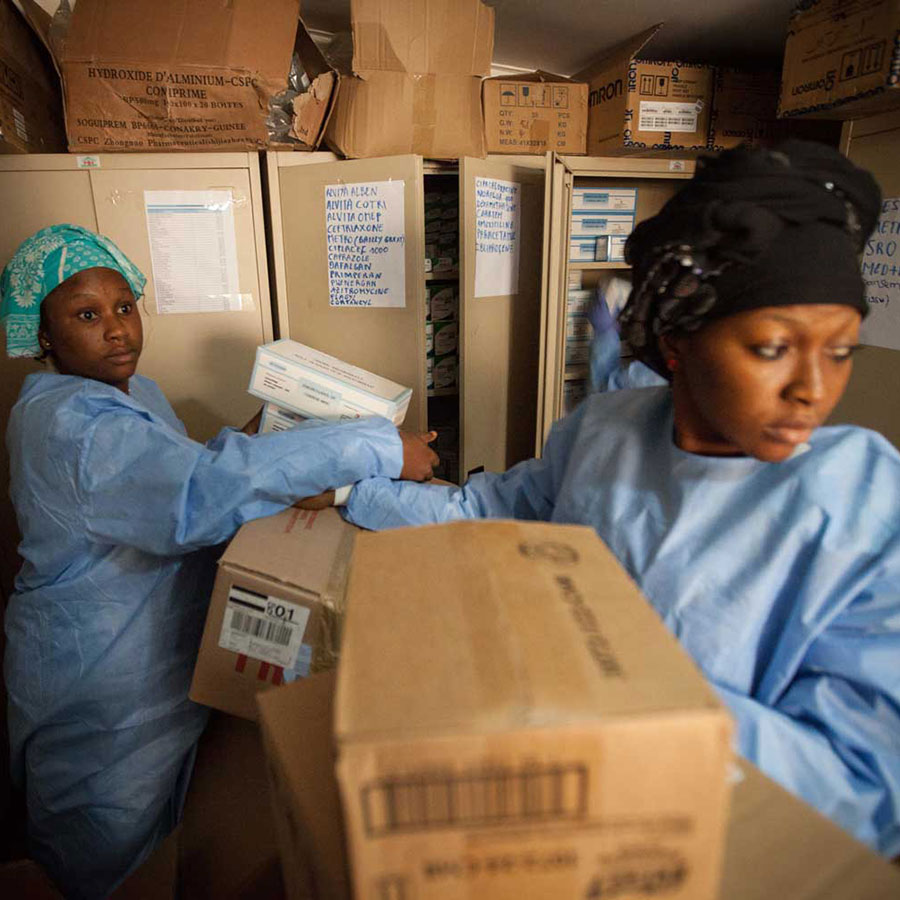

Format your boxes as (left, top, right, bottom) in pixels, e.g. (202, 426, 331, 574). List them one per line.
(223, 508, 354, 599)
(574, 22, 662, 82)
(60, 0, 301, 86)
(337, 520, 727, 744)
(290, 16, 340, 148)
(0, 0, 56, 94)
(350, 0, 494, 77)
(484, 69, 579, 86)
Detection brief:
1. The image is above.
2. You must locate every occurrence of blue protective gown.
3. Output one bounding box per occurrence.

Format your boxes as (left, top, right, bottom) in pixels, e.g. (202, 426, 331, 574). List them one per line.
(344, 386, 900, 857)
(5, 371, 403, 898)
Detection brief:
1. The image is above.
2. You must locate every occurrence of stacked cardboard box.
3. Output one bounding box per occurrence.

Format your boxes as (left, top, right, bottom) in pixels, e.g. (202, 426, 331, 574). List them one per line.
(482, 70, 588, 154)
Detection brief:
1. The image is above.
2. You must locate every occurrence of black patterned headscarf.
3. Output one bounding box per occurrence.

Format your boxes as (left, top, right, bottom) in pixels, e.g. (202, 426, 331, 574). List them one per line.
(618, 140, 882, 377)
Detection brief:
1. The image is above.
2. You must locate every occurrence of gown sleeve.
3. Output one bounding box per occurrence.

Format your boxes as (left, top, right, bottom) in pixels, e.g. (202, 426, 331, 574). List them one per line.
(76, 411, 403, 555)
(716, 551, 900, 857)
(343, 400, 588, 530)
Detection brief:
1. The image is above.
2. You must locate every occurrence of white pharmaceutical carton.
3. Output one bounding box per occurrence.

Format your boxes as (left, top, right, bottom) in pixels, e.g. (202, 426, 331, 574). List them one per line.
(249, 340, 412, 426)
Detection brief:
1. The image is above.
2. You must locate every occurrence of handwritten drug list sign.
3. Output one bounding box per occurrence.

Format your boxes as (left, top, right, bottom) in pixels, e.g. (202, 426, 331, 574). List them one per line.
(474, 177, 521, 298)
(861, 197, 900, 352)
(325, 180, 406, 307)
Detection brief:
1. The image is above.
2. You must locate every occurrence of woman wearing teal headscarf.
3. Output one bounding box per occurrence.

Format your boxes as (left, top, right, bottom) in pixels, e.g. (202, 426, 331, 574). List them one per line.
(1, 225, 437, 898)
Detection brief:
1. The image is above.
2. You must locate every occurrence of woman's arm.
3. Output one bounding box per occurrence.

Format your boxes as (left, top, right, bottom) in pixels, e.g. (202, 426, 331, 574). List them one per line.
(343, 400, 589, 530)
(717, 568, 900, 857)
(76, 412, 405, 555)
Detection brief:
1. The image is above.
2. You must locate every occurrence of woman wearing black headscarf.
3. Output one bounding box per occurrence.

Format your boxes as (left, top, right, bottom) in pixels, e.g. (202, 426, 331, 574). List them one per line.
(340, 141, 900, 857)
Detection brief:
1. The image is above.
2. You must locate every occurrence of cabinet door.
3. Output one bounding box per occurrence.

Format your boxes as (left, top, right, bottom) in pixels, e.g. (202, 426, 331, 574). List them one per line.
(272, 155, 428, 432)
(91, 164, 272, 441)
(459, 157, 546, 476)
(830, 113, 900, 449)
(0, 164, 98, 598)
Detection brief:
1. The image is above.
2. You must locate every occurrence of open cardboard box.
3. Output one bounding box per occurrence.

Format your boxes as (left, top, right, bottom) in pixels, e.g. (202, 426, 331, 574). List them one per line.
(18, 0, 336, 152)
(574, 23, 713, 156)
(324, 0, 493, 159)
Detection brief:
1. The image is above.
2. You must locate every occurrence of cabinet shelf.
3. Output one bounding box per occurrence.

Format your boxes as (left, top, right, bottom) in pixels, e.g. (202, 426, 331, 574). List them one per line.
(427, 387, 459, 398)
(569, 262, 632, 270)
(564, 366, 588, 381)
(426, 271, 459, 281)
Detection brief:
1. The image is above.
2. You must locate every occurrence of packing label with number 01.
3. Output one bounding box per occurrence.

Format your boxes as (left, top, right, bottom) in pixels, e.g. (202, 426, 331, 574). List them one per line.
(218, 585, 311, 668)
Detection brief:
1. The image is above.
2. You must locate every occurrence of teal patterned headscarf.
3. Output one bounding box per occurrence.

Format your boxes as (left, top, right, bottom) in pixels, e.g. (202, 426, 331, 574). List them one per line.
(0, 225, 146, 358)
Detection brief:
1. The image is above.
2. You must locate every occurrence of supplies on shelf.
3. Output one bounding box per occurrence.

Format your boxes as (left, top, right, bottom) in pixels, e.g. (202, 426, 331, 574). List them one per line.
(569, 186, 637, 263)
(563, 378, 588, 414)
(433, 320, 458, 356)
(424, 189, 459, 274)
(426, 285, 458, 322)
(430, 422, 459, 484)
(430, 353, 458, 391)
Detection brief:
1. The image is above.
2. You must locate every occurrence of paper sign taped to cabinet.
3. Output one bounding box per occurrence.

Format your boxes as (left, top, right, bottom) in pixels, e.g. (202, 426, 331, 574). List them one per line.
(325, 180, 406, 308)
(474, 177, 520, 297)
(860, 198, 900, 352)
(144, 191, 244, 315)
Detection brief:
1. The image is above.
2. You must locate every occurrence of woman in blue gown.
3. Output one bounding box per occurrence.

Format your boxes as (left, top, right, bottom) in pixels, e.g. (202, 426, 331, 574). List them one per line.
(0, 225, 438, 898)
(341, 142, 900, 857)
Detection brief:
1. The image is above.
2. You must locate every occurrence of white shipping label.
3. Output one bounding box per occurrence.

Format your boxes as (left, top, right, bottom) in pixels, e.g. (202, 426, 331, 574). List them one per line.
(218, 586, 311, 669)
(325, 180, 406, 307)
(638, 101, 699, 133)
(860, 197, 900, 351)
(144, 190, 243, 314)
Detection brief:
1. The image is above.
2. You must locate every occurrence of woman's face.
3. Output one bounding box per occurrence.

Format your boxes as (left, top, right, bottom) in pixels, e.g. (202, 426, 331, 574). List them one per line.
(664, 303, 861, 462)
(38, 267, 143, 393)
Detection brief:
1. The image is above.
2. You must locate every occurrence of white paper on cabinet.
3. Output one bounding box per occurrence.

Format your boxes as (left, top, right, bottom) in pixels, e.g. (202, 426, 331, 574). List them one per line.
(325, 180, 406, 307)
(860, 198, 900, 351)
(474, 177, 520, 298)
(144, 190, 244, 315)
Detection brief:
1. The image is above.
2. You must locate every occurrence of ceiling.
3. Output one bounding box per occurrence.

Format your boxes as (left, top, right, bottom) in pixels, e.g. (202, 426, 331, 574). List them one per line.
(299, 0, 800, 74)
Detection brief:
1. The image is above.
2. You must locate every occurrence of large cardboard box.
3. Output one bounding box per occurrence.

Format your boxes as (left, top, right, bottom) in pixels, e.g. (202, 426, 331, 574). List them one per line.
(35, 0, 330, 152)
(0, 0, 65, 154)
(189, 507, 356, 721)
(258, 669, 900, 900)
(325, 0, 493, 159)
(482, 71, 588, 154)
(779, 0, 900, 120)
(334, 520, 733, 900)
(574, 24, 713, 156)
(708, 69, 780, 150)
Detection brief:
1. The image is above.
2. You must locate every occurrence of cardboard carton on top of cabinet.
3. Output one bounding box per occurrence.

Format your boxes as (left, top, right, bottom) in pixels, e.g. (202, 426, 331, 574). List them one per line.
(574, 23, 713, 156)
(258, 666, 900, 900)
(333, 520, 734, 900)
(325, 0, 494, 159)
(482, 70, 588, 154)
(779, 0, 900, 120)
(20, 0, 337, 153)
(0, 0, 65, 154)
(189, 507, 356, 721)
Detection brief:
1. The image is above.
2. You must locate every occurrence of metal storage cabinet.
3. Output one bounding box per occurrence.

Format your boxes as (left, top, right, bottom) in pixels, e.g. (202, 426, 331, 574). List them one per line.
(266, 151, 546, 482)
(831, 112, 900, 449)
(0, 152, 273, 595)
(537, 154, 696, 450)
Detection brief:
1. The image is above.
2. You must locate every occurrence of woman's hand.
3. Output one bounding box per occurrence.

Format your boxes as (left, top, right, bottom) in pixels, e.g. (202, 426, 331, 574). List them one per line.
(240, 408, 263, 435)
(293, 490, 336, 510)
(399, 430, 439, 481)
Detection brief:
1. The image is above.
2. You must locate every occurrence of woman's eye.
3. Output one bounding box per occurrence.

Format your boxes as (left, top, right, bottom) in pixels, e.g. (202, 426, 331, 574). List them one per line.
(78, 310, 96, 322)
(118, 302, 133, 314)
(830, 344, 859, 361)
(751, 344, 788, 360)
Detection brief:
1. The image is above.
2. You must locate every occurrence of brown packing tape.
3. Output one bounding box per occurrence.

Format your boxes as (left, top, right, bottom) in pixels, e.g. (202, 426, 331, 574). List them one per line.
(412, 72, 437, 159)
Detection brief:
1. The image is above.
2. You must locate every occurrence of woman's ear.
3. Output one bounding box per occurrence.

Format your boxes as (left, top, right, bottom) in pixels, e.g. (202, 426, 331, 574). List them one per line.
(657, 333, 685, 375)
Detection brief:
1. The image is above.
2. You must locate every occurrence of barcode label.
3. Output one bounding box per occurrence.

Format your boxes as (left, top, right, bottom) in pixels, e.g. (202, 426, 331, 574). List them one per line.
(362, 764, 587, 836)
(217, 585, 310, 668)
(229, 609, 293, 646)
(638, 101, 698, 134)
